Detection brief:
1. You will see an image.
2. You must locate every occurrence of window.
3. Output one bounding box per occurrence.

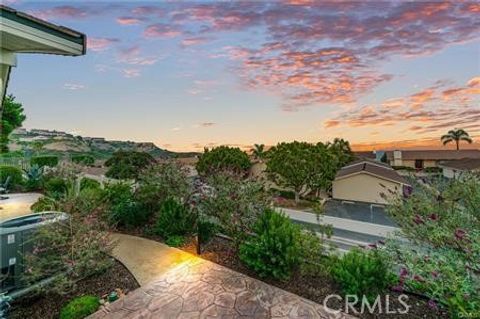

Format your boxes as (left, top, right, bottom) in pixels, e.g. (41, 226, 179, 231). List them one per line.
(415, 159, 424, 169)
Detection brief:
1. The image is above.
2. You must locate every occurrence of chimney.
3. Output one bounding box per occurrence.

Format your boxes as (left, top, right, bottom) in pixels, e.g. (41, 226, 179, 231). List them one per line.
(393, 150, 402, 166)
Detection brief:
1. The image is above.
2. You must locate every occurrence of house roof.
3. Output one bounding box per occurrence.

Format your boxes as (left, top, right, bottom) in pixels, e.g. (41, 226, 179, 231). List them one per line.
(336, 160, 409, 185)
(353, 151, 376, 159)
(386, 150, 480, 161)
(0, 5, 86, 55)
(438, 158, 480, 171)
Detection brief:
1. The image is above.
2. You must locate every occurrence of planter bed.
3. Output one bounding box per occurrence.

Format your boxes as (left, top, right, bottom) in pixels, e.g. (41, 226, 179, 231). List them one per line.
(181, 235, 449, 319)
(8, 258, 139, 319)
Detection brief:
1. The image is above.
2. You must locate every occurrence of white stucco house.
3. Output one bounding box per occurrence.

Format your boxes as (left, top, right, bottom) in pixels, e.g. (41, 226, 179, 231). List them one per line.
(439, 158, 480, 179)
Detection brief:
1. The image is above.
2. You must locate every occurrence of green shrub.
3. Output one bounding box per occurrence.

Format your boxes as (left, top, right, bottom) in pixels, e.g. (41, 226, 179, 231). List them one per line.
(104, 183, 148, 228)
(239, 209, 301, 280)
(31, 155, 59, 167)
(196, 146, 251, 176)
(155, 198, 196, 240)
(424, 167, 442, 173)
(331, 249, 393, 301)
(45, 177, 68, 197)
(72, 155, 95, 166)
(198, 219, 218, 245)
(270, 187, 296, 200)
(105, 151, 155, 180)
(165, 235, 185, 247)
(80, 178, 101, 191)
(60, 295, 100, 319)
(0, 166, 23, 188)
(23, 165, 44, 191)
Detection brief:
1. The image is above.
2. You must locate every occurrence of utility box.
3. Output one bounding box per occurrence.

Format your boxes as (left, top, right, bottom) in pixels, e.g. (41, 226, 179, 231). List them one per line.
(0, 212, 68, 293)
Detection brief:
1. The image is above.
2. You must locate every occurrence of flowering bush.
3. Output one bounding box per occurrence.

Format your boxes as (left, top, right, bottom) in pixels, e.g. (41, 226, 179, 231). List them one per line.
(194, 173, 270, 247)
(136, 161, 192, 213)
(383, 175, 480, 317)
(26, 183, 113, 295)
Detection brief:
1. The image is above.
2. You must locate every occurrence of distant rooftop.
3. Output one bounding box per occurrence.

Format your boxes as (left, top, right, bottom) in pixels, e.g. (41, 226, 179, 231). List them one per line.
(336, 160, 409, 185)
(386, 149, 480, 161)
(439, 158, 480, 171)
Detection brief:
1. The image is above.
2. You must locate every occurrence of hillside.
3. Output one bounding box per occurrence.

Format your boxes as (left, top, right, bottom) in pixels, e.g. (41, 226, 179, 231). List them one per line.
(7, 128, 195, 159)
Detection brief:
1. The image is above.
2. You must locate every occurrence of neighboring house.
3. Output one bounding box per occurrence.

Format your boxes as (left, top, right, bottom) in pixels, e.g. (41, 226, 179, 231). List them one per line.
(386, 150, 480, 169)
(332, 160, 411, 205)
(0, 5, 86, 104)
(439, 158, 480, 179)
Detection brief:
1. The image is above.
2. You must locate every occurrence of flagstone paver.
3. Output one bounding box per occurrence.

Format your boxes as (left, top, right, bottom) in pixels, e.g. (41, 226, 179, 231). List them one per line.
(89, 241, 356, 319)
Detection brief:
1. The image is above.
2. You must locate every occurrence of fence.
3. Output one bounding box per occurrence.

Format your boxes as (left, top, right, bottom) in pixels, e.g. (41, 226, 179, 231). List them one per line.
(0, 158, 30, 170)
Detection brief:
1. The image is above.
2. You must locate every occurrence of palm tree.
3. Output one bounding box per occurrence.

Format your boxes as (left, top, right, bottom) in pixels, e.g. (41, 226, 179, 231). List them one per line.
(251, 144, 266, 161)
(441, 129, 473, 150)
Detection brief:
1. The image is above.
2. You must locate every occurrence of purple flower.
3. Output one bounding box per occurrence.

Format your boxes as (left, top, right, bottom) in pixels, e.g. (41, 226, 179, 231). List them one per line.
(399, 267, 408, 277)
(429, 213, 438, 221)
(455, 228, 467, 240)
(427, 300, 438, 310)
(392, 285, 404, 292)
(413, 214, 424, 225)
(368, 243, 378, 249)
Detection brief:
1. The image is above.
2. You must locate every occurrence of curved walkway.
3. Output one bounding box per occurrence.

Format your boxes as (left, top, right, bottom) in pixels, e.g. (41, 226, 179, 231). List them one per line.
(91, 233, 354, 319)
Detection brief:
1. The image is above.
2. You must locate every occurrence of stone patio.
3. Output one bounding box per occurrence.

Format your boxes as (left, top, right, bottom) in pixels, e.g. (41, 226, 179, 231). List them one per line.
(89, 256, 355, 319)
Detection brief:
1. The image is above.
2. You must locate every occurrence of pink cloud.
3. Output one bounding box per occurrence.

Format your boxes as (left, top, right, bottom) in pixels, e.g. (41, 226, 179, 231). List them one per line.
(122, 68, 141, 78)
(181, 36, 210, 47)
(144, 23, 181, 38)
(117, 16, 143, 25)
(117, 45, 159, 65)
(160, 2, 479, 109)
(29, 5, 89, 20)
(87, 37, 119, 52)
(323, 77, 480, 135)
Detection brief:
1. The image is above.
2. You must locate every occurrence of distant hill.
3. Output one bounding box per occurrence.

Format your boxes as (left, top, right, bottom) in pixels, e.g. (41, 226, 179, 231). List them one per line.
(8, 128, 199, 159)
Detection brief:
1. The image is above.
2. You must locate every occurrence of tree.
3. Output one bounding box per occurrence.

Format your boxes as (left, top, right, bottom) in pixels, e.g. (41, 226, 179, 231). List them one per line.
(441, 129, 473, 150)
(266, 141, 315, 204)
(196, 145, 251, 176)
(308, 143, 338, 195)
(105, 151, 155, 180)
(251, 143, 266, 162)
(326, 138, 354, 169)
(1, 95, 26, 153)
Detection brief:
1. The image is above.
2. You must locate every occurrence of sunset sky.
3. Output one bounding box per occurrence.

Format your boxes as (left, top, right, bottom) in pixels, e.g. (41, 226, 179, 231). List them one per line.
(7, 1, 480, 152)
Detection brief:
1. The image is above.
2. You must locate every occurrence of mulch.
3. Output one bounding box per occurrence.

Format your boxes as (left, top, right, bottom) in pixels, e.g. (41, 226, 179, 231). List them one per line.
(8, 258, 139, 319)
(181, 235, 449, 319)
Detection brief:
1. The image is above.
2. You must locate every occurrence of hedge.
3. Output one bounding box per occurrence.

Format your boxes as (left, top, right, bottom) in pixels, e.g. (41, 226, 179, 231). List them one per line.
(72, 154, 95, 166)
(31, 155, 59, 167)
(0, 166, 23, 187)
